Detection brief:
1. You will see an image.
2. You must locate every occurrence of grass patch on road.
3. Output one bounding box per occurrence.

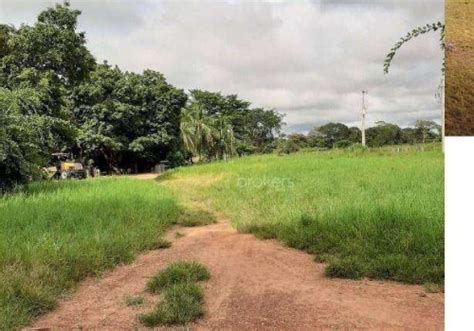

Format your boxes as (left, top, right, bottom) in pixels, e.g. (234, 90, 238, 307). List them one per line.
(140, 283, 204, 326)
(140, 261, 210, 326)
(0, 178, 179, 330)
(161, 145, 444, 285)
(177, 209, 216, 227)
(146, 261, 211, 294)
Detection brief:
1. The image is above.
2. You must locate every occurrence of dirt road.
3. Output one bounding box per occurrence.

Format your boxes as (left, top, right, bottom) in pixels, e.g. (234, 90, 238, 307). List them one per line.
(32, 219, 444, 330)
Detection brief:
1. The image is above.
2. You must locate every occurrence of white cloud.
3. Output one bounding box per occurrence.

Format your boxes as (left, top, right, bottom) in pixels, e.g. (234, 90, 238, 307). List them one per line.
(0, 0, 444, 132)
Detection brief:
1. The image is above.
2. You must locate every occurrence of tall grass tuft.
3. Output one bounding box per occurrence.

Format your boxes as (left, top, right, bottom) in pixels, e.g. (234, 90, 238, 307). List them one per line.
(146, 261, 211, 294)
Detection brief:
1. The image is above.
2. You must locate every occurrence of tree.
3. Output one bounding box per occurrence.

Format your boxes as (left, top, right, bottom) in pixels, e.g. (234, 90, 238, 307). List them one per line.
(415, 120, 441, 144)
(72, 64, 187, 172)
(348, 126, 362, 144)
(180, 103, 217, 161)
(308, 123, 350, 148)
(401, 127, 419, 144)
(181, 90, 283, 159)
(0, 2, 96, 189)
(180, 93, 237, 161)
(287, 133, 308, 148)
(366, 121, 402, 147)
(242, 108, 283, 153)
(1, 2, 95, 88)
(277, 139, 300, 155)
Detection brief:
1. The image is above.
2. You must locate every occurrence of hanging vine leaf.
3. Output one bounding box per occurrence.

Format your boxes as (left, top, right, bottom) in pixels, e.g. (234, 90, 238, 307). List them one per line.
(384, 22, 445, 74)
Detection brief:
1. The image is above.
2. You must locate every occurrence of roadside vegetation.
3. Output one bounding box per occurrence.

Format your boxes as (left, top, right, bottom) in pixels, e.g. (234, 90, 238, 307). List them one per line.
(140, 261, 210, 326)
(0, 178, 179, 330)
(445, 0, 474, 134)
(161, 144, 444, 285)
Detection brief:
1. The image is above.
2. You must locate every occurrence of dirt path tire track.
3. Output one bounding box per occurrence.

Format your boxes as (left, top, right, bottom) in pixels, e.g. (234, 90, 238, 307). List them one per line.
(32, 219, 444, 330)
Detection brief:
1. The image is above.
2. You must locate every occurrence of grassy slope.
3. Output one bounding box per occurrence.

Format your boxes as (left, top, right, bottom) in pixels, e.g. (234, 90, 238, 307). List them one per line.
(0, 178, 179, 330)
(446, 0, 474, 135)
(161, 145, 444, 285)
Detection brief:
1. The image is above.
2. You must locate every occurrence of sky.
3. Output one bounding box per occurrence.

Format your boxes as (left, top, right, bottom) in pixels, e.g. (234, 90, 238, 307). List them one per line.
(0, 0, 444, 133)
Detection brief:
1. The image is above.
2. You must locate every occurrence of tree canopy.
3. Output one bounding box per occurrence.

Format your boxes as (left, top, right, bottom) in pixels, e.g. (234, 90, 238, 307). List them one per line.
(0, 2, 283, 190)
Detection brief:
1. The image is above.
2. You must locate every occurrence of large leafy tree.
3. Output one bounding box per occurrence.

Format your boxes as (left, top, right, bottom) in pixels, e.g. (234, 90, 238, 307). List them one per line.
(366, 121, 402, 147)
(72, 64, 187, 172)
(1, 2, 95, 88)
(415, 120, 441, 144)
(240, 107, 283, 154)
(308, 122, 351, 148)
(0, 2, 94, 189)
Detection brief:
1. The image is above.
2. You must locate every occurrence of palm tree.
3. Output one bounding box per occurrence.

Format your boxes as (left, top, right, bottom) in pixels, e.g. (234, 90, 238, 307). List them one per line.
(180, 103, 213, 160)
(209, 115, 236, 160)
(180, 103, 237, 162)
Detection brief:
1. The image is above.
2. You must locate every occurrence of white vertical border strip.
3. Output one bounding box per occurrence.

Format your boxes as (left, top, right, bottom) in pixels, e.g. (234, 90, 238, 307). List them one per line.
(445, 137, 474, 330)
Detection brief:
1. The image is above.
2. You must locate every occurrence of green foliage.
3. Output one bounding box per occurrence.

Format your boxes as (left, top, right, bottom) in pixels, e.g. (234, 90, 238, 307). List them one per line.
(287, 133, 308, 148)
(180, 90, 283, 161)
(0, 112, 46, 191)
(0, 2, 91, 190)
(1, 2, 95, 87)
(0, 179, 180, 329)
(180, 101, 236, 161)
(334, 139, 352, 148)
(384, 22, 445, 74)
(139, 283, 204, 326)
(161, 146, 444, 285)
(415, 120, 442, 144)
(276, 139, 300, 155)
(306, 121, 440, 149)
(1, 2, 285, 189)
(366, 121, 402, 147)
(72, 64, 187, 172)
(308, 122, 355, 148)
(146, 262, 211, 294)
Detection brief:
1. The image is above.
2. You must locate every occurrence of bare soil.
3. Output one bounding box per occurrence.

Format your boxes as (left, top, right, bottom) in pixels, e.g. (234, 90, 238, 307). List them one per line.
(31, 219, 444, 330)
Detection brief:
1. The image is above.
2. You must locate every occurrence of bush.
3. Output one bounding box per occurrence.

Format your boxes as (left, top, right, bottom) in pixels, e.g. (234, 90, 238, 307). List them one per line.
(276, 139, 300, 155)
(334, 140, 352, 148)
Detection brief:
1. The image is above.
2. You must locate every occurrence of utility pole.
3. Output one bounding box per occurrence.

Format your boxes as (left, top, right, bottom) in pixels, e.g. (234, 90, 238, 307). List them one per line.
(361, 90, 368, 146)
(441, 77, 445, 153)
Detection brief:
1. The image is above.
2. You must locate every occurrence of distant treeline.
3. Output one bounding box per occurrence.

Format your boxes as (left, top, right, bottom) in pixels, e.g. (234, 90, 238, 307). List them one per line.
(278, 121, 441, 154)
(0, 2, 440, 191)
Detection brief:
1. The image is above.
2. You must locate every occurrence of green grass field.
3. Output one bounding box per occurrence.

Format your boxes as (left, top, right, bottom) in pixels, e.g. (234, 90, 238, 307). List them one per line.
(0, 179, 180, 330)
(161, 145, 444, 285)
(0, 145, 443, 329)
